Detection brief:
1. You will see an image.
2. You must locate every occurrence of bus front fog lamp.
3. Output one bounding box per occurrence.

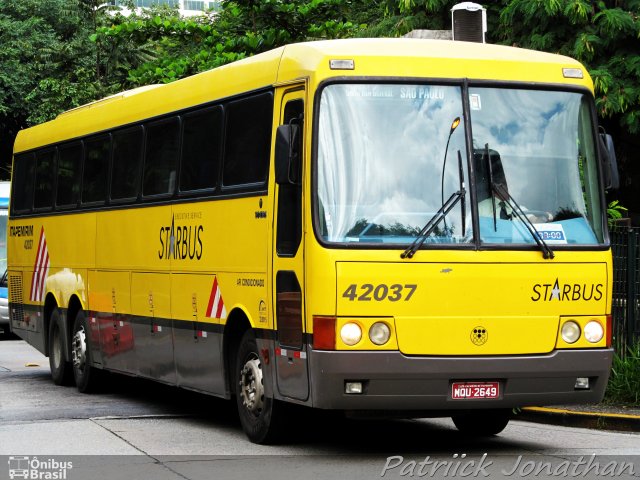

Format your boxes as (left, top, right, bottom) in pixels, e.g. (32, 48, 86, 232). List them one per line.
(584, 320, 604, 343)
(340, 322, 362, 346)
(561, 320, 581, 344)
(369, 322, 391, 345)
(575, 377, 590, 389)
(345, 382, 363, 394)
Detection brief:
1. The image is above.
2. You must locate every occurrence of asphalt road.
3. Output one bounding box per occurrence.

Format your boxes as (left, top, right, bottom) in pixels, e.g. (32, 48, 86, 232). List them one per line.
(1, 338, 639, 480)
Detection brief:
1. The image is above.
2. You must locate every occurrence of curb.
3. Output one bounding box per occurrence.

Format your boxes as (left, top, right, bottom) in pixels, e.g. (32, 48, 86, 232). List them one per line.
(518, 406, 640, 432)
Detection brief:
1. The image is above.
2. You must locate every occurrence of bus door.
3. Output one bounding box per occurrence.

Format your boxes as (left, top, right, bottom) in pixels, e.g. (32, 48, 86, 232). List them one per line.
(272, 87, 308, 401)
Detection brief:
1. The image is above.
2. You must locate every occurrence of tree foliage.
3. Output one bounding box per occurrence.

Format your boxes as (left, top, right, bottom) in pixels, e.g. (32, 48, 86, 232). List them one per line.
(92, 0, 366, 87)
(376, 0, 640, 135)
(498, 0, 640, 134)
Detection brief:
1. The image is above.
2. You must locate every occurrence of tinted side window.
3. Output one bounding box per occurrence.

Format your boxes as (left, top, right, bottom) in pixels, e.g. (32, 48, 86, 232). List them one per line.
(112, 127, 143, 201)
(180, 107, 222, 192)
(57, 143, 82, 207)
(34, 149, 56, 210)
(83, 136, 110, 204)
(144, 117, 180, 197)
(12, 153, 35, 213)
(223, 92, 273, 186)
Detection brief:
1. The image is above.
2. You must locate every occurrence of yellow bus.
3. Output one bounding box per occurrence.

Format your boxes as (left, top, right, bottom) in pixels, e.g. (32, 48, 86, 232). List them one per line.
(8, 38, 616, 443)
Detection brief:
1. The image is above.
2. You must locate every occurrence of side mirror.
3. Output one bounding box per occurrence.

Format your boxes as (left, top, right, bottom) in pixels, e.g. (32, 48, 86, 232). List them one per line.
(598, 132, 620, 190)
(275, 124, 301, 185)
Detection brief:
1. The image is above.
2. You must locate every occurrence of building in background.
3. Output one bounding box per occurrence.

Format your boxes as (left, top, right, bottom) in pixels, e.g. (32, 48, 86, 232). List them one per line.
(108, 0, 221, 17)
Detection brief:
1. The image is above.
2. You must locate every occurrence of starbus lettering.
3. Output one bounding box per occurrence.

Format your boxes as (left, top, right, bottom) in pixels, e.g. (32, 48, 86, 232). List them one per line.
(531, 278, 603, 302)
(158, 216, 204, 260)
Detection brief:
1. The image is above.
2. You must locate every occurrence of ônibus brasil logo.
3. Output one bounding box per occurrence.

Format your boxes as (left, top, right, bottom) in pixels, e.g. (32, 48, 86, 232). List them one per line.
(8, 456, 72, 480)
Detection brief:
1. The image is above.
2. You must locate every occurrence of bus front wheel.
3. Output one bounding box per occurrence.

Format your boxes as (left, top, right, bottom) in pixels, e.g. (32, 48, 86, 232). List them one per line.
(235, 330, 283, 444)
(71, 310, 99, 393)
(452, 409, 511, 436)
(48, 308, 72, 386)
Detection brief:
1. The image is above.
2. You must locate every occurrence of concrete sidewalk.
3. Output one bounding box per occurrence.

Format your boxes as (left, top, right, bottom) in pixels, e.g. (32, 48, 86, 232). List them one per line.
(519, 405, 640, 432)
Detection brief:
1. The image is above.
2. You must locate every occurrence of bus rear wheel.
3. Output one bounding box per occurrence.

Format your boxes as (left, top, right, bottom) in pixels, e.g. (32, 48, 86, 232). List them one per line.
(235, 330, 283, 444)
(48, 309, 72, 386)
(71, 310, 99, 393)
(452, 409, 511, 436)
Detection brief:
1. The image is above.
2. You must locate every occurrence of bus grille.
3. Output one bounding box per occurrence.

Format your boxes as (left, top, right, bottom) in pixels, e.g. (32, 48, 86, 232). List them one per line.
(9, 273, 24, 324)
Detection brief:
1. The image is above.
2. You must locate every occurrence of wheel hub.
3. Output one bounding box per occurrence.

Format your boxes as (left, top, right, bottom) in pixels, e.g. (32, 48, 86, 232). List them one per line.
(239, 356, 264, 415)
(72, 326, 87, 371)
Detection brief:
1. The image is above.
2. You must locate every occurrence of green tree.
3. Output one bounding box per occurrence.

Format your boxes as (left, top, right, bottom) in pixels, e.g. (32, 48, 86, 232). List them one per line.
(93, 0, 367, 87)
(377, 0, 640, 135)
(499, 0, 640, 134)
(0, 0, 107, 176)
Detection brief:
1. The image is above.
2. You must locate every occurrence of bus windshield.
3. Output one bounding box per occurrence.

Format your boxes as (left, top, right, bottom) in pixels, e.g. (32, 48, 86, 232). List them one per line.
(316, 83, 605, 247)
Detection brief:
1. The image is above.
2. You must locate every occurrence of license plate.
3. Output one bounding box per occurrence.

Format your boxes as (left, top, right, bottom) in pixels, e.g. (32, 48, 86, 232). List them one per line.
(451, 381, 500, 400)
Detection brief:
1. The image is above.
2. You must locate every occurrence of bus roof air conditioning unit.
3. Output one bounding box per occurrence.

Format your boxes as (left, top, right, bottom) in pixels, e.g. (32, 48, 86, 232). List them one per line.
(451, 2, 487, 43)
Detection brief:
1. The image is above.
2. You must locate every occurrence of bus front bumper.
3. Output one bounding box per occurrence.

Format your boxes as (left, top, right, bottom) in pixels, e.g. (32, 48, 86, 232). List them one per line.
(308, 349, 613, 411)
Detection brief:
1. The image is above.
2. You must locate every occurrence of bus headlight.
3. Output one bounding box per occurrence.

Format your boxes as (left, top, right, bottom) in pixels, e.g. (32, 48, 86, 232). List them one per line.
(584, 320, 604, 343)
(340, 322, 362, 346)
(561, 320, 581, 344)
(369, 322, 391, 345)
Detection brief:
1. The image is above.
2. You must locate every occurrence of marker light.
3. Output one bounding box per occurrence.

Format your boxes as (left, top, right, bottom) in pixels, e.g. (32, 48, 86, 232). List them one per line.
(340, 322, 362, 346)
(329, 59, 355, 70)
(369, 322, 391, 345)
(562, 68, 584, 79)
(584, 320, 604, 343)
(313, 316, 336, 350)
(561, 320, 581, 344)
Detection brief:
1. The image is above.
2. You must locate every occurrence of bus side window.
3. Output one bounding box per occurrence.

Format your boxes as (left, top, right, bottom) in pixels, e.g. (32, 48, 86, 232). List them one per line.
(222, 92, 273, 187)
(143, 117, 180, 197)
(82, 135, 111, 205)
(180, 106, 222, 193)
(34, 149, 56, 211)
(12, 153, 35, 214)
(56, 142, 82, 208)
(111, 126, 143, 202)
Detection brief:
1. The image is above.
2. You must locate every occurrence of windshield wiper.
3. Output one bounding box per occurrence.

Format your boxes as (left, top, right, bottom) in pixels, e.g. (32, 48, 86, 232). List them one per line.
(401, 187, 465, 259)
(493, 183, 555, 260)
(484, 143, 499, 231)
(457, 150, 466, 237)
(403, 150, 466, 259)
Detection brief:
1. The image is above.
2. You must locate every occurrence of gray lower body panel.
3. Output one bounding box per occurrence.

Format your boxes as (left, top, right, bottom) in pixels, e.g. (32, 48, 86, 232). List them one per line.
(308, 349, 613, 410)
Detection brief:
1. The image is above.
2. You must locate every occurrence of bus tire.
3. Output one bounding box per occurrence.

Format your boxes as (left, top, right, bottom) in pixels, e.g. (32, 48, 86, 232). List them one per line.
(235, 329, 283, 444)
(48, 309, 72, 386)
(452, 409, 511, 436)
(71, 310, 99, 393)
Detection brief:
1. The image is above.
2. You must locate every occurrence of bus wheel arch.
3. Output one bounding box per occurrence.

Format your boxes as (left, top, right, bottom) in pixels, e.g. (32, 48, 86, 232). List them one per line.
(71, 309, 100, 393)
(234, 328, 285, 444)
(223, 308, 285, 443)
(43, 293, 58, 358)
(45, 295, 72, 386)
(222, 308, 252, 397)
